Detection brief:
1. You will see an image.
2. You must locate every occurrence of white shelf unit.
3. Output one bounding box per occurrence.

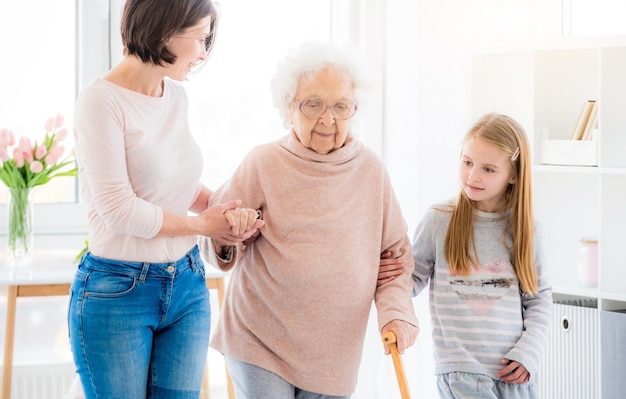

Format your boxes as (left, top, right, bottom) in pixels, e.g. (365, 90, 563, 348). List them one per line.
(471, 42, 626, 399)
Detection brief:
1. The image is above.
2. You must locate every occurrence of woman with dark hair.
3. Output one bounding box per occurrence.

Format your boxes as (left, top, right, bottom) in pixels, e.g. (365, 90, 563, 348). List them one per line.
(68, 1, 262, 398)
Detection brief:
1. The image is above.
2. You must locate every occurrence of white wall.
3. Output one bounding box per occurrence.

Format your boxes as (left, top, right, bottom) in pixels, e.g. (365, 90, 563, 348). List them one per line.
(383, 0, 563, 235)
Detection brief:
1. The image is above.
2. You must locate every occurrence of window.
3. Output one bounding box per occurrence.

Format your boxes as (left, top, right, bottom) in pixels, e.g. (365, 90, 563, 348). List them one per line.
(0, 0, 77, 205)
(0, 0, 375, 236)
(185, 1, 334, 188)
(106, 0, 336, 189)
(567, 0, 626, 37)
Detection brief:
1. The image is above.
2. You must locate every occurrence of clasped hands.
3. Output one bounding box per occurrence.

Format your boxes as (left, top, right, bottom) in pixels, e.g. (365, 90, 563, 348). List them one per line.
(202, 199, 264, 246)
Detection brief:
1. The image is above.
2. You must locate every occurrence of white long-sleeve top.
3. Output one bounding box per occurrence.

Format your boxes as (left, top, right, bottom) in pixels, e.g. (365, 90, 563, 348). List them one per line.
(73, 78, 203, 262)
(412, 201, 552, 380)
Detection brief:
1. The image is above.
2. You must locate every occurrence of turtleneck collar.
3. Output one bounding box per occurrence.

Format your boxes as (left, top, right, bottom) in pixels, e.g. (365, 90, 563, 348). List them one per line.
(280, 129, 362, 164)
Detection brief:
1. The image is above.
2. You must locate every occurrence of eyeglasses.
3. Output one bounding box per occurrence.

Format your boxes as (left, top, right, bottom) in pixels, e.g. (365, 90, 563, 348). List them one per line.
(172, 33, 215, 53)
(294, 98, 358, 120)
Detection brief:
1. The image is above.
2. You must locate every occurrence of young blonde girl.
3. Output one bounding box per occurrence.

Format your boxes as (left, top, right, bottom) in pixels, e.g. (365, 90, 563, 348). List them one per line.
(409, 113, 552, 398)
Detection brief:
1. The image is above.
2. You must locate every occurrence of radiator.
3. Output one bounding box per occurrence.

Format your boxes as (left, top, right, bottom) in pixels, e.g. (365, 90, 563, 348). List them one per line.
(538, 300, 598, 398)
(2, 363, 76, 399)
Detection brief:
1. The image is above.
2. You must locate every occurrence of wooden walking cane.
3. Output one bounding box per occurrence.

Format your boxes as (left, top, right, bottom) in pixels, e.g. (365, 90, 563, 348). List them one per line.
(382, 331, 411, 399)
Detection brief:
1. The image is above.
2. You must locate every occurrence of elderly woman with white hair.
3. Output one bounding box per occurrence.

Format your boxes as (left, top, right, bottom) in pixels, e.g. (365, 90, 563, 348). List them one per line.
(201, 41, 419, 399)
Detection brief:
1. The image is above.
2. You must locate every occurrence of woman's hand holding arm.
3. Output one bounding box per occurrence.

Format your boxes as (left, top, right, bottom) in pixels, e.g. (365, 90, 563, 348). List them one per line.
(157, 199, 263, 245)
(378, 251, 405, 286)
(208, 206, 263, 265)
(201, 201, 264, 245)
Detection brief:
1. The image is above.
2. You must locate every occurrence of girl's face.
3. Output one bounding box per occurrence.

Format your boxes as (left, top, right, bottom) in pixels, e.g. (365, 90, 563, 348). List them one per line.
(165, 16, 213, 81)
(459, 137, 516, 212)
(289, 67, 355, 155)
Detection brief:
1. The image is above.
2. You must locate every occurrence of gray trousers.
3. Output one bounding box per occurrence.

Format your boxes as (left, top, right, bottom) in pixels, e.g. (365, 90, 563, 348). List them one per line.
(437, 372, 537, 399)
(225, 357, 350, 399)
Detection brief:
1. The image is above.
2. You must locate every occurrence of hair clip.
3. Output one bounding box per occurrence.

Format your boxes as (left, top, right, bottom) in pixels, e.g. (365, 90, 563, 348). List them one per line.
(511, 147, 520, 162)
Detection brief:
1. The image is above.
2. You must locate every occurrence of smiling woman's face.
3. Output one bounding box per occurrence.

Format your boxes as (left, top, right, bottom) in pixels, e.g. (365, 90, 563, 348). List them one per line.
(289, 67, 356, 155)
(165, 16, 213, 81)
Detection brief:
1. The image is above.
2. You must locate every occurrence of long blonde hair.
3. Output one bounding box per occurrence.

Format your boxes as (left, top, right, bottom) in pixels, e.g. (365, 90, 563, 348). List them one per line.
(444, 113, 538, 294)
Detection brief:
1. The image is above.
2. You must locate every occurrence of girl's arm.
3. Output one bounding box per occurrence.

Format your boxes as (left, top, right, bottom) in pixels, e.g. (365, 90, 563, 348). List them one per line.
(501, 226, 553, 379)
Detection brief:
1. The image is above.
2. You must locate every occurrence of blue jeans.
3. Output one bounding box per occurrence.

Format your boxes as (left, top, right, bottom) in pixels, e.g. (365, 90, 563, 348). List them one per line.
(225, 357, 351, 399)
(68, 245, 211, 399)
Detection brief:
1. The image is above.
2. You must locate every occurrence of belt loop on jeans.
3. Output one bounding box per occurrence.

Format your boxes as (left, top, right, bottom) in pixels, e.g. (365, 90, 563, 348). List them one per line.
(187, 245, 198, 272)
(139, 262, 150, 283)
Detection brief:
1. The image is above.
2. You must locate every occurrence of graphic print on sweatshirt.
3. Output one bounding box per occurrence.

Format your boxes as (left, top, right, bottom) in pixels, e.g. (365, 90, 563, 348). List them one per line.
(448, 258, 515, 316)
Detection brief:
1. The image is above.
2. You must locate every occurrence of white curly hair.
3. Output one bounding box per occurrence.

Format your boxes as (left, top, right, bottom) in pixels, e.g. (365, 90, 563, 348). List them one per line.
(269, 41, 371, 129)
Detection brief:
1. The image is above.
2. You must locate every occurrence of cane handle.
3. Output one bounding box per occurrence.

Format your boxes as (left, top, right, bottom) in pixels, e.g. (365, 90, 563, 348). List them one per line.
(382, 331, 411, 399)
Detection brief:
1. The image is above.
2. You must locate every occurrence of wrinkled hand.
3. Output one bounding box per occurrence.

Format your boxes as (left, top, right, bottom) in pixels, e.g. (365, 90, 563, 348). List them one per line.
(381, 319, 419, 355)
(224, 208, 260, 235)
(201, 200, 264, 246)
(378, 251, 405, 286)
(497, 359, 530, 384)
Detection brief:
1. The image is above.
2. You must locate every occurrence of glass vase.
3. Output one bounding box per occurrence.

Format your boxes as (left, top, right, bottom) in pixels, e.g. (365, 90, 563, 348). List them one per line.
(6, 187, 34, 278)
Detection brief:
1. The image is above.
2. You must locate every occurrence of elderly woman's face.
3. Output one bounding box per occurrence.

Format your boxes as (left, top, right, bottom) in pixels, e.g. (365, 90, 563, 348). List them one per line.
(290, 67, 355, 155)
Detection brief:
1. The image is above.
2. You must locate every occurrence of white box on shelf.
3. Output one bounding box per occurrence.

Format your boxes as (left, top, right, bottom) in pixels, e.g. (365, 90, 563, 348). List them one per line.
(539, 132, 598, 167)
(539, 300, 598, 399)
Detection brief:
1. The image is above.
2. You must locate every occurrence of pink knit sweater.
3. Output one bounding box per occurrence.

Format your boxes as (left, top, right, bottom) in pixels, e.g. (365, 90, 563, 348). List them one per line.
(204, 130, 418, 395)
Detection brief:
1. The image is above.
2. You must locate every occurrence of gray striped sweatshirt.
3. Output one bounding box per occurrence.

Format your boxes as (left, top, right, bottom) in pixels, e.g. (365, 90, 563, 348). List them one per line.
(411, 201, 552, 380)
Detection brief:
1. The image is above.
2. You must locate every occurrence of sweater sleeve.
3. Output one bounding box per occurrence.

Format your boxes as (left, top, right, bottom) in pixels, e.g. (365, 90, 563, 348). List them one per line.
(411, 207, 441, 296)
(198, 235, 241, 272)
(74, 85, 162, 239)
(503, 224, 553, 377)
(374, 170, 419, 330)
(201, 145, 267, 269)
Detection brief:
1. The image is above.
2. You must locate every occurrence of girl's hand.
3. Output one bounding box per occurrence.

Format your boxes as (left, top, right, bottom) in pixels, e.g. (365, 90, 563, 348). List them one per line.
(378, 251, 405, 286)
(497, 359, 530, 384)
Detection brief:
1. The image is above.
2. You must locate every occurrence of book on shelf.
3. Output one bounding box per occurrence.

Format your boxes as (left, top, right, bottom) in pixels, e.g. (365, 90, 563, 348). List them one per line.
(581, 100, 598, 141)
(570, 99, 596, 140)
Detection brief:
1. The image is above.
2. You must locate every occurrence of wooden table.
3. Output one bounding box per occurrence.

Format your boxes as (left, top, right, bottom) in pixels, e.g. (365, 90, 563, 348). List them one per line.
(1, 250, 234, 399)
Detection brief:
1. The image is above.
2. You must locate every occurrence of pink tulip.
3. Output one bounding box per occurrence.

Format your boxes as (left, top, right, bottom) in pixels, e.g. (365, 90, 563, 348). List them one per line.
(35, 145, 48, 160)
(54, 114, 64, 128)
(45, 114, 64, 131)
(45, 117, 55, 132)
(0, 147, 9, 162)
(56, 127, 69, 141)
(49, 142, 63, 155)
(13, 148, 24, 168)
(46, 144, 65, 165)
(30, 160, 43, 173)
(23, 150, 34, 164)
(51, 143, 65, 158)
(0, 128, 15, 146)
(17, 136, 32, 152)
(45, 153, 59, 165)
(17, 136, 34, 164)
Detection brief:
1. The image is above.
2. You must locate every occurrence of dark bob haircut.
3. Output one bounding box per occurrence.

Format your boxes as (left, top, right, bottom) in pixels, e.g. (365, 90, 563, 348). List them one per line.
(120, 0, 218, 66)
